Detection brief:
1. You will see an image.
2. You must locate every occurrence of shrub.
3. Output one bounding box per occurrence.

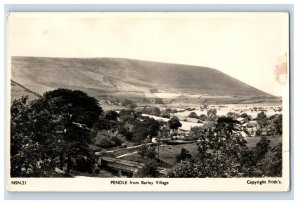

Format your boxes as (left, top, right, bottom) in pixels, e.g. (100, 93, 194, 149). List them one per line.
(137, 161, 159, 177)
(176, 148, 192, 162)
(188, 111, 198, 118)
(111, 136, 123, 147)
(98, 137, 111, 148)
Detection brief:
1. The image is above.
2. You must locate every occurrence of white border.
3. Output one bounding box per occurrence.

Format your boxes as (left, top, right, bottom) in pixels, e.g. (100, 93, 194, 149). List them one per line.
(1, 0, 298, 202)
(5, 11, 290, 193)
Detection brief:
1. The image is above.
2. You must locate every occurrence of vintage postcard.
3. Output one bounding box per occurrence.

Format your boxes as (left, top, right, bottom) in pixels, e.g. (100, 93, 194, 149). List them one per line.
(6, 12, 290, 192)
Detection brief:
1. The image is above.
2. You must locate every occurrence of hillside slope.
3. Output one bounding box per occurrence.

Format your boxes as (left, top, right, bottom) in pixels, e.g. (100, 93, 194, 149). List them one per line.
(11, 80, 42, 102)
(11, 56, 274, 102)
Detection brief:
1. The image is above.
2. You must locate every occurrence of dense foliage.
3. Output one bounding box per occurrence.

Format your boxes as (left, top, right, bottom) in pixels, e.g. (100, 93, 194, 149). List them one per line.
(137, 161, 159, 177)
(11, 89, 102, 177)
(116, 110, 160, 143)
(169, 116, 282, 178)
(138, 145, 157, 159)
(176, 148, 192, 162)
(168, 116, 182, 130)
(11, 89, 283, 178)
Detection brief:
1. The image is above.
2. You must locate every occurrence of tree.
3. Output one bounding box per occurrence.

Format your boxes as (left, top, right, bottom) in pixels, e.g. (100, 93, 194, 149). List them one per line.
(144, 117, 160, 137)
(160, 110, 170, 118)
(165, 108, 172, 113)
(152, 107, 161, 116)
(270, 114, 282, 135)
(137, 161, 159, 177)
(168, 116, 182, 130)
(146, 147, 157, 159)
(154, 98, 163, 104)
(240, 112, 252, 122)
(138, 145, 149, 158)
(188, 112, 198, 118)
(95, 111, 119, 131)
(11, 89, 103, 177)
(197, 116, 247, 177)
(189, 126, 205, 140)
(131, 117, 160, 143)
(176, 148, 192, 162)
(168, 116, 282, 178)
(255, 136, 270, 161)
(10, 96, 33, 157)
(111, 136, 123, 146)
(150, 89, 159, 93)
(105, 110, 119, 121)
(198, 114, 207, 121)
(141, 107, 161, 116)
(227, 112, 240, 119)
(257, 111, 269, 129)
(138, 145, 157, 159)
(121, 99, 137, 109)
(258, 143, 282, 177)
(207, 108, 217, 121)
(170, 116, 248, 178)
(168, 160, 204, 178)
(97, 136, 123, 148)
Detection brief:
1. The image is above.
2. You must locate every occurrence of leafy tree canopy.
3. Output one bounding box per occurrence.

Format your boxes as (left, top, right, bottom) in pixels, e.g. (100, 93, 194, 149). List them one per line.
(11, 89, 103, 177)
(168, 116, 182, 130)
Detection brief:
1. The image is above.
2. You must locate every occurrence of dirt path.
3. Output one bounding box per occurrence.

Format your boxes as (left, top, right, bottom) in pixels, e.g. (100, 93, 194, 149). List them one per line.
(116, 151, 138, 158)
(105, 143, 152, 153)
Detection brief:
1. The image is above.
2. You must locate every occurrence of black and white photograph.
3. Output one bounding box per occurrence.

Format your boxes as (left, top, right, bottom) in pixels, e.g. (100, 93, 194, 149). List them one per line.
(7, 12, 289, 191)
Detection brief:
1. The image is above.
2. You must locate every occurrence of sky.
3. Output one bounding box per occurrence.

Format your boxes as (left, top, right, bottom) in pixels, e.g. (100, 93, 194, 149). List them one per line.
(8, 12, 289, 96)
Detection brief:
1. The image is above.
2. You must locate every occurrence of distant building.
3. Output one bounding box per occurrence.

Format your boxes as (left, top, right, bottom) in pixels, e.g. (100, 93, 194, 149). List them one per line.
(152, 137, 158, 143)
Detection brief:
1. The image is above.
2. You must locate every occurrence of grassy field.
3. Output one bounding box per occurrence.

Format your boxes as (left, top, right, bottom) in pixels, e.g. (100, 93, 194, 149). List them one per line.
(142, 114, 204, 130)
(245, 135, 282, 148)
(122, 143, 199, 166)
(157, 143, 199, 165)
(121, 135, 282, 167)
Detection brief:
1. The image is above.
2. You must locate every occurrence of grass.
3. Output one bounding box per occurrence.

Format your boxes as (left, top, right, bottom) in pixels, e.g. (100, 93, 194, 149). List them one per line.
(122, 142, 199, 166)
(158, 143, 200, 165)
(11, 56, 272, 102)
(245, 135, 282, 148)
(121, 135, 282, 166)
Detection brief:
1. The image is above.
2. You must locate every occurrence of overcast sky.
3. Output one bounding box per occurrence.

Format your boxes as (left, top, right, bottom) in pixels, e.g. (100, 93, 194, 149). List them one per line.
(8, 12, 289, 96)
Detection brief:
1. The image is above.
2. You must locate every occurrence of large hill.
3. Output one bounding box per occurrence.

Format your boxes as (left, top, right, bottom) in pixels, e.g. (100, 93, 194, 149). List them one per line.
(11, 56, 279, 104)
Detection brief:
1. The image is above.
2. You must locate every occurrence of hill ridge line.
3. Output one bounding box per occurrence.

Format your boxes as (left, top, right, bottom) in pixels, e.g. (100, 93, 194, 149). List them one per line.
(11, 79, 43, 98)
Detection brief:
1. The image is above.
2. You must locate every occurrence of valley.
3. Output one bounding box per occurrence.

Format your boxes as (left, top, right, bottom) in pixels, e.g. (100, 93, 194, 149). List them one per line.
(10, 56, 283, 178)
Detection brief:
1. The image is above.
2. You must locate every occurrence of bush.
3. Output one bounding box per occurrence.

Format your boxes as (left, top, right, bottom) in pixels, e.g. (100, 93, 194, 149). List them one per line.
(98, 137, 112, 148)
(256, 129, 261, 136)
(161, 110, 170, 118)
(138, 145, 149, 158)
(154, 98, 164, 104)
(137, 161, 159, 177)
(146, 147, 157, 159)
(111, 136, 123, 146)
(150, 89, 159, 93)
(98, 136, 123, 148)
(121, 99, 137, 109)
(141, 107, 161, 116)
(168, 160, 204, 178)
(258, 143, 282, 177)
(198, 114, 207, 121)
(176, 148, 192, 162)
(168, 116, 182, 130)
(188, 112, 198, 118)
(170, 132, 177, 137)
